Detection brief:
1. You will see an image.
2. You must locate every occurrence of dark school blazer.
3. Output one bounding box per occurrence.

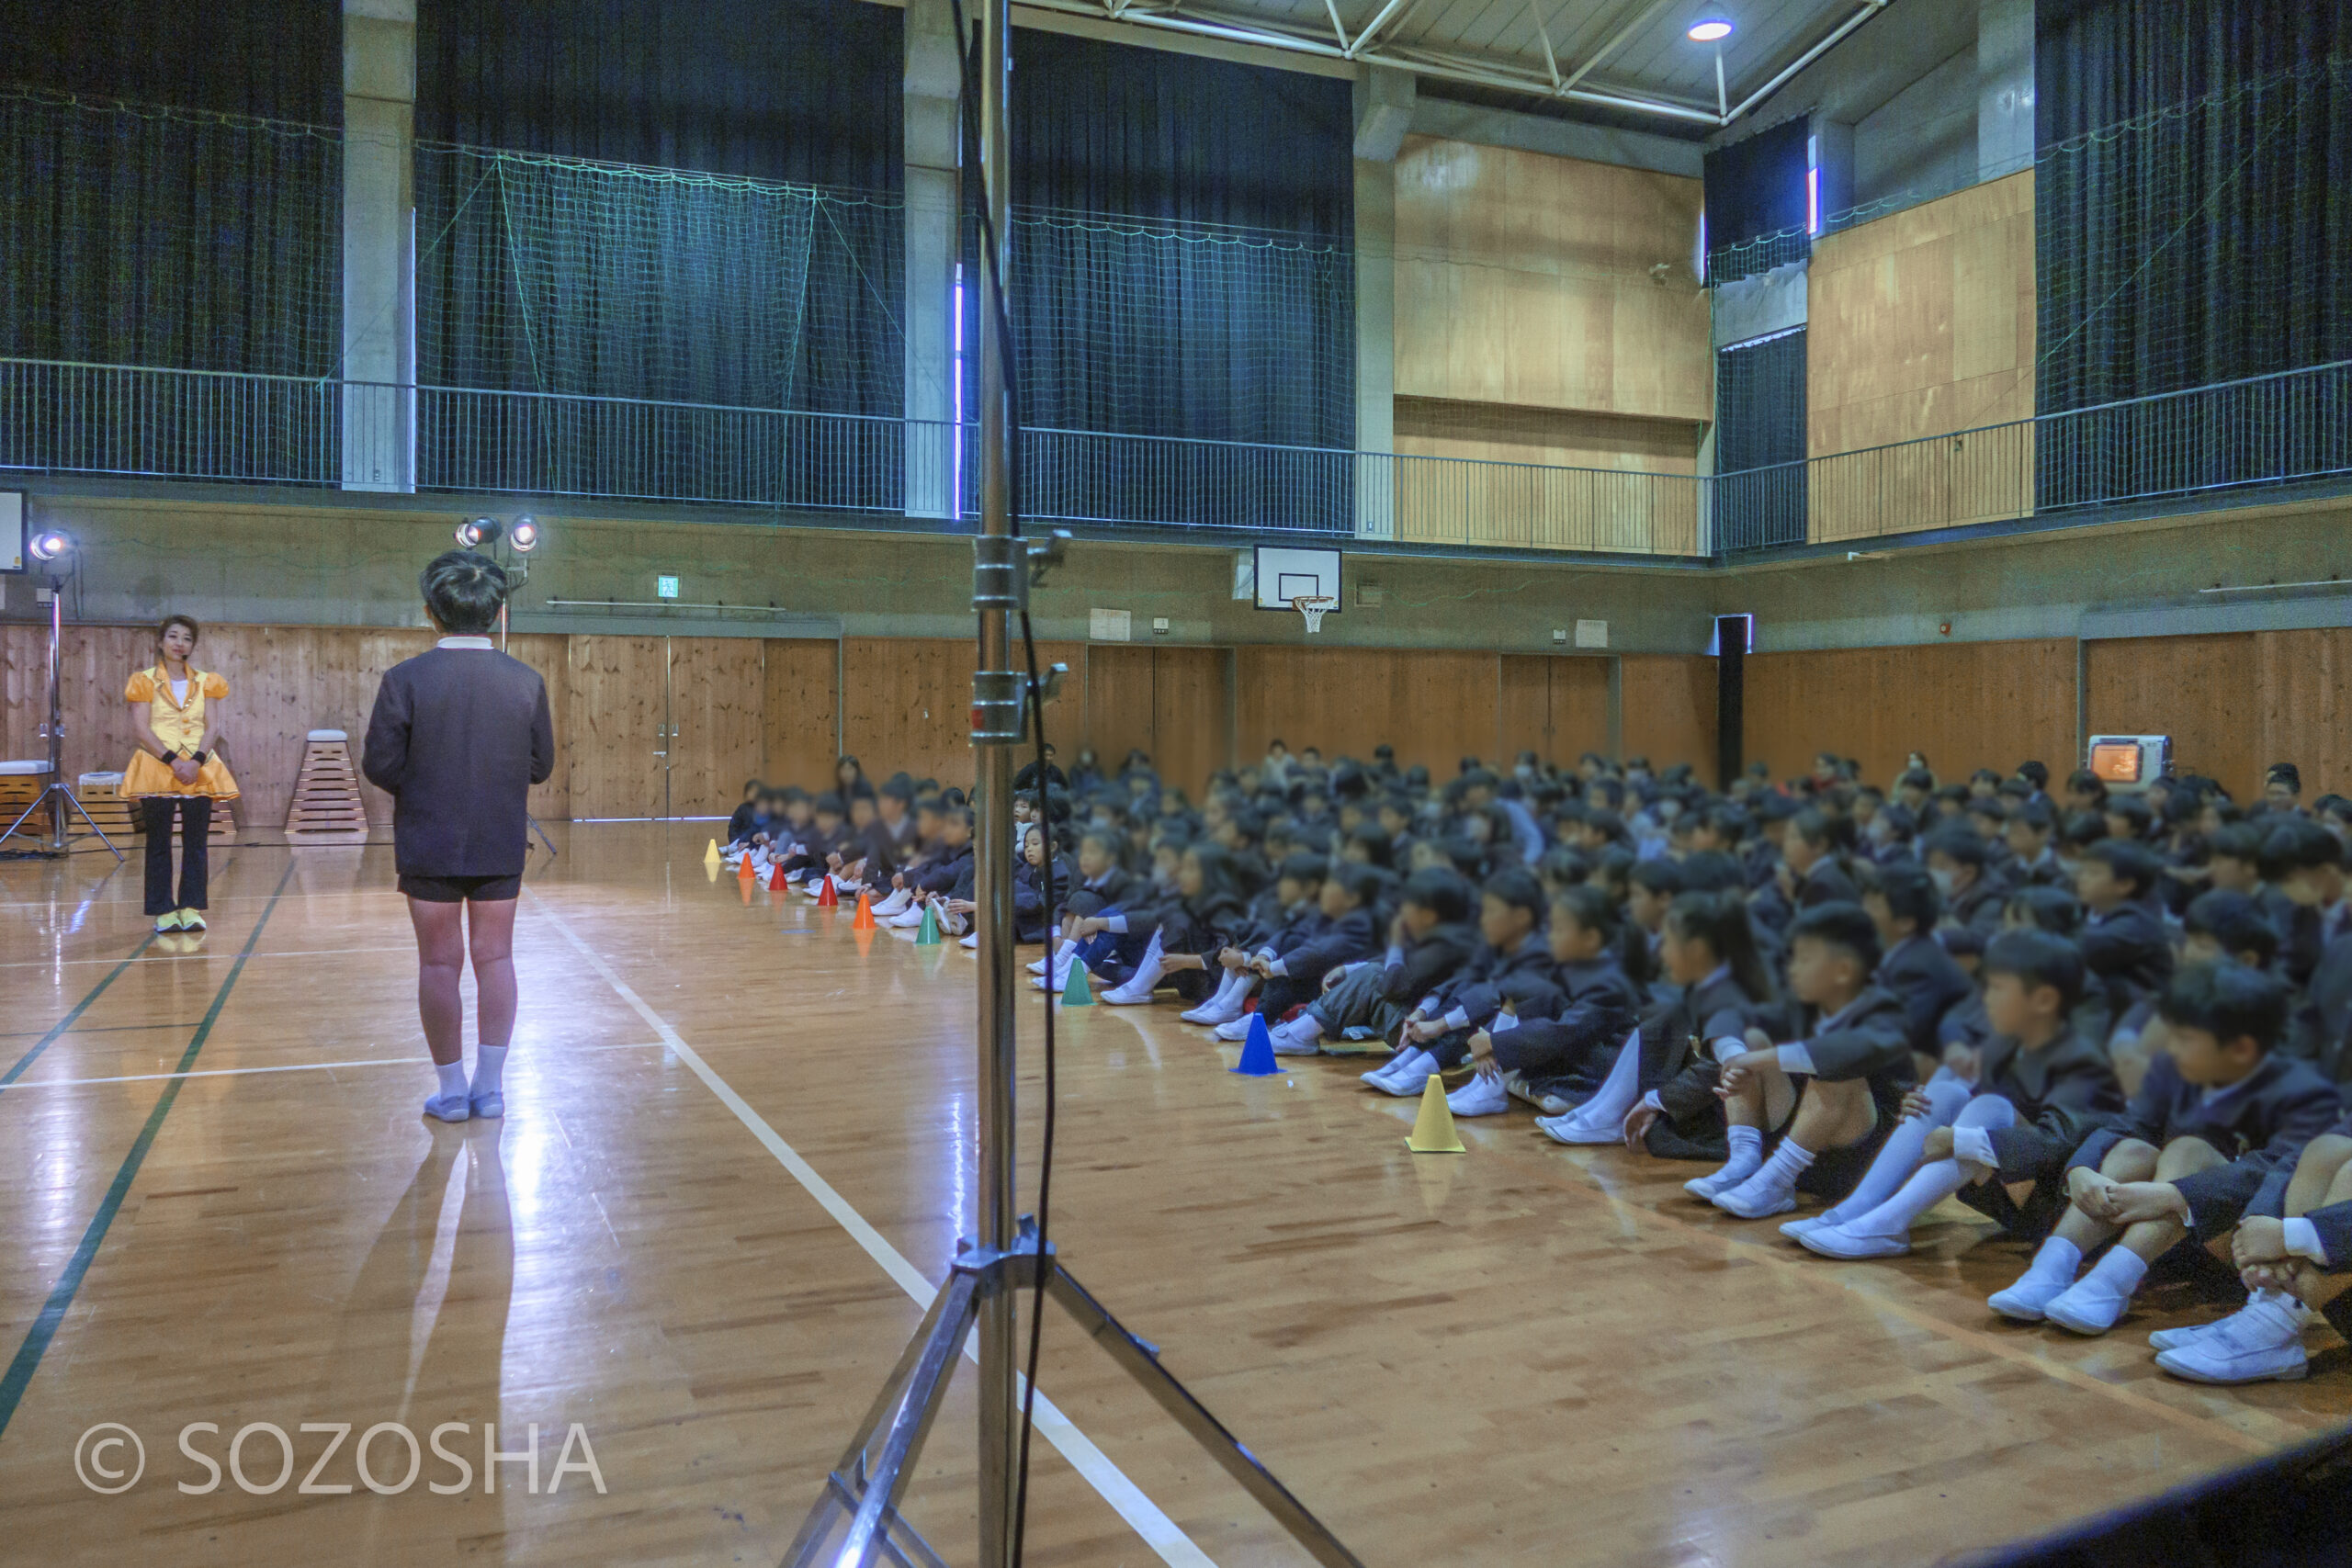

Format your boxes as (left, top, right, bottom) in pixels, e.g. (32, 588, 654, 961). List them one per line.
(1878, 933, 1974, 1059)
(1971, 1029, 2128, 1181)
(2070, 1052, 2343, 1236)
(362, 643, 555, 878)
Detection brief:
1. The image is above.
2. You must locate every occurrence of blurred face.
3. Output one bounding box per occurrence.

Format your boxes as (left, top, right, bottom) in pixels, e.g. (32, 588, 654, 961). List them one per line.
(2211, 852, 2259, 894)
(2267, 780, 2300, 810)
(942, 817, 970, 847)
(2180, 930, 2225, 966)
(1012, 798, 1036, 824)
(1981, 970, 2059, 1041)
(1152, 847, 1181, 883)
(1276, 874, 1313, 908)
(1319, 877, 1359, 918)
(1478, 892, 1533, 950)
(2280, 863, 2345, 908)
(2005, 819, 2047, 860)
(1927, 849, 1974, 895)
(1786, 935, 1861, 1008)
(1548, 910, 1605, 964)
(850, 798, 876, 828)
(1078, 839, 1114, 878)
(915, 807, 943, 840)
(2073, 857, 2124, 908)
(1658, 922, 1716, 987)
(1178, 852, 1204, 897)
(1628, 882, 1670, 931)
(1861, 890, 1905, 946)
(1398, 899, 1440, 938)
(2165, 1023, 2259, 1088)
(1784, 833, 1821, 875)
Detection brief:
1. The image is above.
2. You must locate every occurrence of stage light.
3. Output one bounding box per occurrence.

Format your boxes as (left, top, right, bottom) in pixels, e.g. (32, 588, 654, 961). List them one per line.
(28, 528, 72, 563)
(456, 516, 503, 549)
(509, 516, 540, 552)
(1687, 19, 1732, 40)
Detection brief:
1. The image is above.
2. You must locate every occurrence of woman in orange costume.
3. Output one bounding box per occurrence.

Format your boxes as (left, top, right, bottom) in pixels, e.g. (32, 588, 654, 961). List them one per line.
(121, 615, 239, 932)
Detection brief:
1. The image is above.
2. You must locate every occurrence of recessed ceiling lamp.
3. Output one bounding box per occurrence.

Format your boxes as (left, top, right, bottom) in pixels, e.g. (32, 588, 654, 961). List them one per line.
(1688, 19, 1734, 41)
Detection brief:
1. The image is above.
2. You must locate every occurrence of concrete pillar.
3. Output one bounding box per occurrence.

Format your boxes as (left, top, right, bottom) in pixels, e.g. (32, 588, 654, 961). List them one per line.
(904, 0, 961, 519)
(342, 0, 415, 492)
(1352, 66, 1411, 542)
(1977, 0, 2035, 180)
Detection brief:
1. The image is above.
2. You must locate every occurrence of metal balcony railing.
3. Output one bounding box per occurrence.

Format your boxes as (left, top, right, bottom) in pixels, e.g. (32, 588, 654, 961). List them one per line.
(2, 355, 2348, 560)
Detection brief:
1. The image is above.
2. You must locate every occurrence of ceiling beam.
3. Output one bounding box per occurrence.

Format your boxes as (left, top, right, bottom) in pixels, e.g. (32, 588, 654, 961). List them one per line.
(1346, 0, 1420, 59)
(1557, 0, 1678, 95)
(1727, 0, 1890, 121)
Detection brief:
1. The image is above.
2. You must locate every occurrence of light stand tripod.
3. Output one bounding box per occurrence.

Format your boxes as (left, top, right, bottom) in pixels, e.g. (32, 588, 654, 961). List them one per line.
(0, 552, 123, 861)
(463, 516, 559, 861)
(782, 5, 1361, 1563)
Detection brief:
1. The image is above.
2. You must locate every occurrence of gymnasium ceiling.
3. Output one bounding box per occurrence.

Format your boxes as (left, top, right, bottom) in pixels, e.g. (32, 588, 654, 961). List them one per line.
(1015, 0, 1891, 133)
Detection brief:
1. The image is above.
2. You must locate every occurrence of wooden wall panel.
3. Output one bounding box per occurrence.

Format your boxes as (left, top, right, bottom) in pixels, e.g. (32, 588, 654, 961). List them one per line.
(2253, 628, 2352, 804)
(762, 638, 839, 793)
(1395, 138, 1712, 426)
(1618, 655, 1716, 782)
(566, 637, 667, 818)
(840, 637, 978, 795)
(1745, 638, 2077, 789)
(2086, 635, 2259, 801)
(1233, 647, 1499, 777)
(1806, 171, 2037, 541)
(666, 638, 767, 818)
(1149, 647, 1228, 801)
(1497, 656, 1549, 763)
(1081, 646, 1157, 784)
(1549, 657, 1612, 764)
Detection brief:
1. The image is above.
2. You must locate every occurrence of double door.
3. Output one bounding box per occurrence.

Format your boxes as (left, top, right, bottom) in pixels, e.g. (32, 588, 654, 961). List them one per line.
(566, 636, 764, 818)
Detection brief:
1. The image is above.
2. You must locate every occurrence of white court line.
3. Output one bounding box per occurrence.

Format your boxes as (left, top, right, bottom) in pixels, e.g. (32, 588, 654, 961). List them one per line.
(11, 1039, 667, 1089)
(524, 888, 1217, 1568)
(0, 944, 421, 970)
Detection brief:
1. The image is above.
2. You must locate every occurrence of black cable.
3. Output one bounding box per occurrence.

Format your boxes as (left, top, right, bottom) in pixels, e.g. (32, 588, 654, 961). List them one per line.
(942, 6, 1055, 1562)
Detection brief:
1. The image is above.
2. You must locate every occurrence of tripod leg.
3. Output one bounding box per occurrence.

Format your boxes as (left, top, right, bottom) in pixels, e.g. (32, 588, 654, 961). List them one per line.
(526, 812, 559, 859)
(787, 1270, 980, 1568)
(0, 792, 47, 848)
(1046, 1265, 1366, 1568)
(56, 787, 124, 861)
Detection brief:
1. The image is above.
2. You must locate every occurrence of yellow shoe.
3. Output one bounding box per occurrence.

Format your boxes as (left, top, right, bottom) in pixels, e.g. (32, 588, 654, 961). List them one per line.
(179, 908, 208, 932)
(153, 909, 185, 933)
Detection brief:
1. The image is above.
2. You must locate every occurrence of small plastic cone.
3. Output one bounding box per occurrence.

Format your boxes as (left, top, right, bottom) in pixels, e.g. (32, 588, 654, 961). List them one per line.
(1059, 964, 1093, 1008)
(704, 838, 721, 867)
(915, 906, 942, 945)
(738, 854, 756, 884)
(853, 890, 876, 930)
(1406, 1075, 1466, 1154)
(1230, 1013, 1280, 1077)
(739, 876, 752, 906)
(815, 878, 839, 908)
(705, 860, 719, 884)
(769, 863, 789, 892)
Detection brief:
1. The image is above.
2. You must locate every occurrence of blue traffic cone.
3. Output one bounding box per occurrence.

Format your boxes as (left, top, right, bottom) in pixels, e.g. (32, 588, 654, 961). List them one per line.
(1060, 964, 1094, 1008)
(1231, 1012, 1280, 1077)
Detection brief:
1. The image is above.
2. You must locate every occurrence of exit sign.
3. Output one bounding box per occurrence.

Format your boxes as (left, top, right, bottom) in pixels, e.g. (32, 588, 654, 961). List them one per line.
(656, 575, 680, 600)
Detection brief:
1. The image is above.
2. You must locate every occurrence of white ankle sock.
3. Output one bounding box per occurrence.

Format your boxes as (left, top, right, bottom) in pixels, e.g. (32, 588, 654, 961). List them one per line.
(471, 1044, 508, 1097)
(1571, 1028, 1644, 1125)
(2079, 1245, 2148, 1301)
(1750, 1138, 1815, 1200)
(1842, 1157, 1971, 1239)
(435, 1061, 469, 1100)
(2025, 1235, 2083, 1282)
(1712, 1124, 1764, 1186)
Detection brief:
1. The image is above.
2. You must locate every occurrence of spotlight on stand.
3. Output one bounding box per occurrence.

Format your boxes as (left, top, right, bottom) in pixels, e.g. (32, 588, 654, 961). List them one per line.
(455, 516, 503, 549)
(28, 528, 73, 564)
(508, 516, 540, 552)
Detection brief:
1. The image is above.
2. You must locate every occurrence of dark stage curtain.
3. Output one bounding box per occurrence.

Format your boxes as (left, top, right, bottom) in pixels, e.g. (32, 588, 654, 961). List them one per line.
(1703, 116, 1810, 284)
(2035, 0, 2352, 509)
(1713, 329, 1808, 551)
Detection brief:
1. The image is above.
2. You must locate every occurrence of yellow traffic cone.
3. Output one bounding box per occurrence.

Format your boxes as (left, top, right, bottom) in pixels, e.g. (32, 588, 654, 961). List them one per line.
(1406, 1075, 1465, 1154)
(704, 838, 722, 869)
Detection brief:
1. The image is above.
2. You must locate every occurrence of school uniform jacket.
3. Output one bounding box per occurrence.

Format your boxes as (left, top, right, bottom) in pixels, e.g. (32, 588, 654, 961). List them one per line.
(1878, 933, 1974, 1059)
(1644, 968, 1766, 1131)
(1491, 955, 1642, 1082)
(2292, 924, 2352, 1080)
(1774, 986, 1914, 1099)
(361, 644, 555, 877)
(1944, 871, 2010, 934)
(1797, 857, 1861, 909)
(2013, 849, 2066, 889)
(1267, 908, 1378, 983)
(914, 842, 975, 897)
(2069, 1052, 2344, 1237)
(2078, 902, 2175, 1015)
(1433, 933, 1555, 1031)
(1374, 920, 1482, 1009)
(1967, 1030, 2127, 1181)
(1012, 855, 1075, 942)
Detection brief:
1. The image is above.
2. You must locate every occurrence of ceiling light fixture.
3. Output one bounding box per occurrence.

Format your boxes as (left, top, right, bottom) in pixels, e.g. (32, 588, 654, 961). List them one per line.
(1688, 19, 1733, 41)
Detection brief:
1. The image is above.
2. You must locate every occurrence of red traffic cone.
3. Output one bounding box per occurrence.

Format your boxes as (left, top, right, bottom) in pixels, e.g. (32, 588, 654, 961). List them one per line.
(769, 863, 788, 892)
(815, 877, 839, 908)
(853, 889, 876, 930)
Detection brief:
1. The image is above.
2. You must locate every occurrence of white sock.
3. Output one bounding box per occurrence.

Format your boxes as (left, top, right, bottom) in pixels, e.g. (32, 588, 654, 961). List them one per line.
(1208, 970, 1245, 1009)
(1820, 1079, 1973, 1225)
(1841, 1157, 1973, 1239)
(1710, 1124, 1765, 1187)
(1277, 1013, 1324, 1046)
(1747, 1137, 1815, 1201)
(2022, 1234, 2084, 1283)
(471, 1043, 508, 1098)
(435, 1061, 469, 1100)
(2075, 1245, 2148, 1303)
(1572, 1029, 1644, 1125)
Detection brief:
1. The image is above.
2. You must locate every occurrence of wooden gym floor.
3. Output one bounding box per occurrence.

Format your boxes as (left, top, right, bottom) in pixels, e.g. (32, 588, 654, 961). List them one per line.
(1, 821, 2345, 1568)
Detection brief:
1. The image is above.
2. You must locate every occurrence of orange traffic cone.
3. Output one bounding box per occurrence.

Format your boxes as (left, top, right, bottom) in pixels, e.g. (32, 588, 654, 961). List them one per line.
(815, 877, 840, 908)
(769, 863, 788, 892)
(738, 854, 755, 886)
(853, 889, 876, 930)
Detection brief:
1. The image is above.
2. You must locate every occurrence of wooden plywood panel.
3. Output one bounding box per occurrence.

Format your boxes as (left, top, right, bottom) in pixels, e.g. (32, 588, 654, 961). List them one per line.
(1806, 171, 2037, 541)
(2087, 635, 2259, 801)
(1394, 137, 1712, 425)
(1082, 645, 1158, 782)
(1549, 657, 1612, 764)
(1391, 398, 1702, 555)
(841, 637, 978, 796)
(567, 637, 667, 818)
(1744, 639, 2077, 790)
(1234, 647, 1498, 778)
(1618, 655, 1716, 781)
(2255, 628, 2352, 803)
(761, 639, 839, 792)
(1498, 656, 1550, 764)
(1149, 647, 1228, 799)
(1029, 637, 1088, 772)
(504, 632, 571, 825)
(666, 638, 766, 818)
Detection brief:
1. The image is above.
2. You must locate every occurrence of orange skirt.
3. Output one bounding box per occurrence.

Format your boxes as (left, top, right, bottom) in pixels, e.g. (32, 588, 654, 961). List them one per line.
(121, 750, 239, 800)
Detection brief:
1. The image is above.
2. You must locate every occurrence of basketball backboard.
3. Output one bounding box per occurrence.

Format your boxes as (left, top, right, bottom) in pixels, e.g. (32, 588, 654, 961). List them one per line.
(1252, 546, 1342, 614)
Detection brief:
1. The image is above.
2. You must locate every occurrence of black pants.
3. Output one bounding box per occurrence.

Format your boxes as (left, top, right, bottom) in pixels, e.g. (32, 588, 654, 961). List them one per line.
(142, 796, 211, 916)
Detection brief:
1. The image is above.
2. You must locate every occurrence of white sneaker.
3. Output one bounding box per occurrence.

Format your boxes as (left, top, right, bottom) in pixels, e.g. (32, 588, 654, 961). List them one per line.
(1536, 1112, 1621, 1146)
(2154, 1297, 2309, 1384)
(1683, 1164, 1754, 1201)
(888, 907, 927, 929)
(959, 932, 979, 950)
(1987, 1247, 2083, 1323)
(1215, 1015, 1258, 1043)
(1446, 1075, 1510, 1117)
(1371, 1050, 1436, 1097)
(1712, 1171, 1797, 1220)
(1795, 1223, 1910, 1260)
(1360, 1055, 1411, 1088)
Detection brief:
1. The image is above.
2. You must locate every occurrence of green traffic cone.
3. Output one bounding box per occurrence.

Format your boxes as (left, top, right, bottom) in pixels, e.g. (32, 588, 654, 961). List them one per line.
(915, 905, 942, 945)
(1060, 964, 1094, 1008)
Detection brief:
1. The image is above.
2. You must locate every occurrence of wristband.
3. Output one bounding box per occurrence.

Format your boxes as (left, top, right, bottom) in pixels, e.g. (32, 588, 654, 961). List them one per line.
(188, 750, 209, 766)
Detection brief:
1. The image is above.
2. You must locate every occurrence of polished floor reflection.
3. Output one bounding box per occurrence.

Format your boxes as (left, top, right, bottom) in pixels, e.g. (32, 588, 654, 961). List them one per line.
(0, 822, 2344, 1567)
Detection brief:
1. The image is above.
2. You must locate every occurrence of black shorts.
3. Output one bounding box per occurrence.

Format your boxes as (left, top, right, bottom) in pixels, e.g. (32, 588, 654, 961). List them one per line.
(399, 872, 522, 904)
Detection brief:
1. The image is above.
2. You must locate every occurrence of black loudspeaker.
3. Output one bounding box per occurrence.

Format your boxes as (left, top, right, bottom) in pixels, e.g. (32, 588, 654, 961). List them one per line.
(1714, 615, 1747, 792)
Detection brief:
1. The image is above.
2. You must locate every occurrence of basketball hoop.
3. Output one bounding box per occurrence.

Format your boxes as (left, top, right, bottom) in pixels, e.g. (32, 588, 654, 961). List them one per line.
(1292, 594, 1337, 635)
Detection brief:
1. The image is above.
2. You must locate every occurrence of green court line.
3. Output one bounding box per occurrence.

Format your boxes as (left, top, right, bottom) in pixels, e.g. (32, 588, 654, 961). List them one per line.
(0, 860, 294, 1438)
(0, 934, 162, 1093)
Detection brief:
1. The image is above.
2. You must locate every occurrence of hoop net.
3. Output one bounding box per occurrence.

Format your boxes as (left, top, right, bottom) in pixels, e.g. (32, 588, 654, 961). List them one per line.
(1292, 595, 1337, 635)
